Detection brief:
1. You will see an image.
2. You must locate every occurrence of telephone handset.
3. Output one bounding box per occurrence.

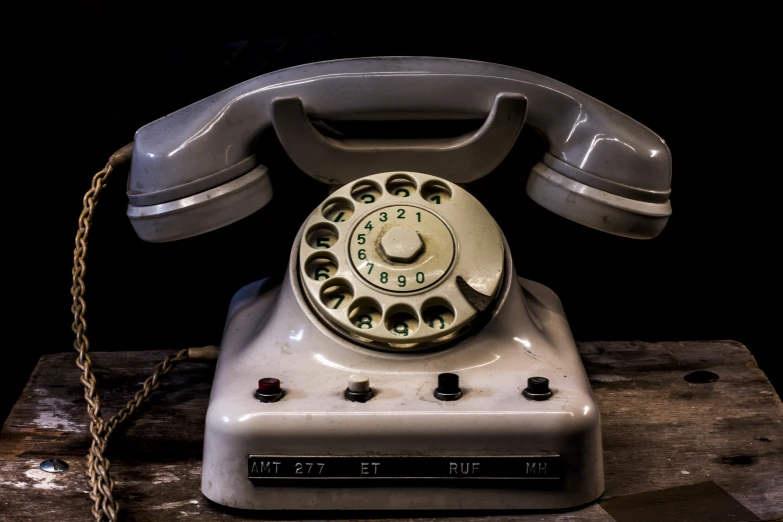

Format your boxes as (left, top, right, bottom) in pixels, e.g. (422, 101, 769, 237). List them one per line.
(126, 57, 671, 243)
(73, 57, 672, 517)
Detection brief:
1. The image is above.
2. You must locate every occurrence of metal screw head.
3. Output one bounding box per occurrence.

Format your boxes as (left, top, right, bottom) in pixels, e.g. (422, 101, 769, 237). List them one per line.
(40, 458, 68, 473)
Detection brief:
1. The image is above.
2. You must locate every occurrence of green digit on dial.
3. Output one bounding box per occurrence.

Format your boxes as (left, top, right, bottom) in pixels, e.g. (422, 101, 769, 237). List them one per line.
(429, 316, 446, 329)
(393, 323, 409, 336)
(357, 314, 373, 329)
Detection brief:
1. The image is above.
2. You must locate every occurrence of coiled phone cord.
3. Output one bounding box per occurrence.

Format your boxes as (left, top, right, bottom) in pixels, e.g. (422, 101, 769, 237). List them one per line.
(70, 143, 199, 521)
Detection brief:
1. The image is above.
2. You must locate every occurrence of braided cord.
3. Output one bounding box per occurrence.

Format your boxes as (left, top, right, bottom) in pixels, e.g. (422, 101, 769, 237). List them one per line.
(71, 148, 189, 521)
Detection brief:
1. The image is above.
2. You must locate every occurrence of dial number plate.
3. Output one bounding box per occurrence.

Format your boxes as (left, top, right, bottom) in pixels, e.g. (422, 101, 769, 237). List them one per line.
(349, 206, 454, 293)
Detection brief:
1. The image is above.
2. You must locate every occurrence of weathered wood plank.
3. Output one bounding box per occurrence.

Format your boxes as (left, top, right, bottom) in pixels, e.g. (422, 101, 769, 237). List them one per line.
(1, 341, 781, 521)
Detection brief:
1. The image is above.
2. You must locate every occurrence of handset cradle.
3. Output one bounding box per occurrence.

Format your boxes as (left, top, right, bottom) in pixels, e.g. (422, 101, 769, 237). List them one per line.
(269, 92, 528, 183)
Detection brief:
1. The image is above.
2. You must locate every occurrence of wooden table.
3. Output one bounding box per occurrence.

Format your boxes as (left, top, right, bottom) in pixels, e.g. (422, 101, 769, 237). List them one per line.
(2, 341, 781, 521)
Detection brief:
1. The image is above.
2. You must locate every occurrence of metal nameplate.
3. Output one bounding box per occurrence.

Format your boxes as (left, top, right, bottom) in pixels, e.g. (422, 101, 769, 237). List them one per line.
(248, 455, 562, 487)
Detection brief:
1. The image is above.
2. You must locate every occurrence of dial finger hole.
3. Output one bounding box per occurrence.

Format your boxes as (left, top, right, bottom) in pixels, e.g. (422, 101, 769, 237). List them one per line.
(305, 223, 338, 250)
(305, 253, 338, 282)
(385, 304, 420, 337)
(386, 174, 417, 198)
(320, 279, 354, 310)
(422, 299, 455, 331)
(348, 299, 382, 330)
(321, 197, 354, 223)
(421, 180, 452, 204)
(351, 180, 383, 205)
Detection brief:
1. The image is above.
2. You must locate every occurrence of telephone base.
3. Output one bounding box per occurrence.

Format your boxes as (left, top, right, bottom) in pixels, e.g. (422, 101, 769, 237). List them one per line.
(202, 251, 603, 510)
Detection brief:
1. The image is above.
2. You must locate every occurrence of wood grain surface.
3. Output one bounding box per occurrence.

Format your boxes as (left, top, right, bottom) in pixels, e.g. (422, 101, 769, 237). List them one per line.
(1, 341, 781, 521)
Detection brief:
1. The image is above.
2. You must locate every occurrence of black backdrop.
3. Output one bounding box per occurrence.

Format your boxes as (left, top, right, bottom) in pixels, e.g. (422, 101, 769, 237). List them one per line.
(5, 20, 778, 425)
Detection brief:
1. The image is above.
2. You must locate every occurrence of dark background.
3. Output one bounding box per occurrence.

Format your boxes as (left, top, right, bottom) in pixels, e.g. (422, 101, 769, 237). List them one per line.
(5, 16, 778, 425)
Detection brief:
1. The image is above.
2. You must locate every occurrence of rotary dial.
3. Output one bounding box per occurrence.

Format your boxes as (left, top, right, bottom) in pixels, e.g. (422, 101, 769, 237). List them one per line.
(298, 172, 504, 351)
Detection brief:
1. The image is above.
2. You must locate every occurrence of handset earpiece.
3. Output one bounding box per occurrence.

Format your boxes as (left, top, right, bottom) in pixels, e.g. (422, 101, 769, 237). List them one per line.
(526, 159, 672, 240)
(127, 164, 272, 242)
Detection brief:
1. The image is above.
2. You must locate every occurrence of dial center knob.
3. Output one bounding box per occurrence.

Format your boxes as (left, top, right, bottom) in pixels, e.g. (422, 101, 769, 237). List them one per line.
(349, 205, 454, 292)
(380, 226, 423, 263)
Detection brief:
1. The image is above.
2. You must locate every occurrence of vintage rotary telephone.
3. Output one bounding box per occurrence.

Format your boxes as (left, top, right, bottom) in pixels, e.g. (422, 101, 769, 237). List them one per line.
(72, 57, 671, 518)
